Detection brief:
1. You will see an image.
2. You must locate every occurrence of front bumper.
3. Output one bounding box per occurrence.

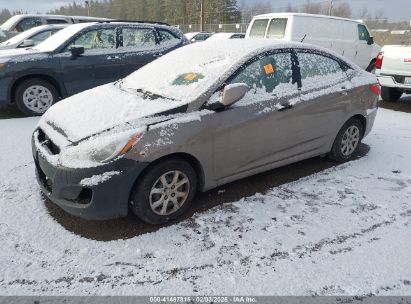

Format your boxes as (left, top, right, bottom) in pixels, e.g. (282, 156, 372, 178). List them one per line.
(32, 140, 149, 220)
(0, 75, 13, 105)
(377, 75, 411, 90)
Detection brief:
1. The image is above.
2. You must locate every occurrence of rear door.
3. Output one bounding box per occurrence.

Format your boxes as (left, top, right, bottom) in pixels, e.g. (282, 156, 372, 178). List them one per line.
(290, 50, 354, 153)
(115, 26, 161, 78)
(57, 26, 120, 95)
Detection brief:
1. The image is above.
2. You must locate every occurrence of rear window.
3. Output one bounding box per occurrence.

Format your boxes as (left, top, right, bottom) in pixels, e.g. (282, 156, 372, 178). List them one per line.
(249, 19, 269, 38)
(267, 18, 287, 39)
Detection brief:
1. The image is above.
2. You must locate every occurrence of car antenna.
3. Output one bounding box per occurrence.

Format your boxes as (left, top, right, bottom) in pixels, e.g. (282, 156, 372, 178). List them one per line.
(300, 34, 307, 43)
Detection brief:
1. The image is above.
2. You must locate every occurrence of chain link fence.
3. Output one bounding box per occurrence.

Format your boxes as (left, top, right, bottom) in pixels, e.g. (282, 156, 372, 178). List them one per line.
(175, 23, 249, 34)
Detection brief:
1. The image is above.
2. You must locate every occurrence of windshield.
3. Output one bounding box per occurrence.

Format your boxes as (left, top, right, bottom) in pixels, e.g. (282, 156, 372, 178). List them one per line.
(34, 23, 92, 52)
(0, 15, 20, 31)
(121, 40, 253, 102)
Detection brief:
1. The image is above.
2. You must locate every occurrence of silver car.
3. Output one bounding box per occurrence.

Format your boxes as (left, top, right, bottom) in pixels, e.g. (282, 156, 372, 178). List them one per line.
(32, 40, 380, 224)
(0, 24, 67, 50)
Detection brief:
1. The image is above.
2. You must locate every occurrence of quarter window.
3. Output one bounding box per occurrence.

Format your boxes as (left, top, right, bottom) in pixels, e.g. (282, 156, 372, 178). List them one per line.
(249, 19, 269, 38)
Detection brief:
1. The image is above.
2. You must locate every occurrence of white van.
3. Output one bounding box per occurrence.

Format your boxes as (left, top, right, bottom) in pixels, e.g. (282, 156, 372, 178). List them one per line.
(246, 13, 380, 71)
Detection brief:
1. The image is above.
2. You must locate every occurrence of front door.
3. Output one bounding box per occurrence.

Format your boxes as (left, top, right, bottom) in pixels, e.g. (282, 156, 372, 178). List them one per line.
(57, 27, 121, 95)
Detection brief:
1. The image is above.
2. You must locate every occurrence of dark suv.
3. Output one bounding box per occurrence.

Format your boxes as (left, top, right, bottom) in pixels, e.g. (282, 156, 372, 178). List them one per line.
(0, 21, 188, 115)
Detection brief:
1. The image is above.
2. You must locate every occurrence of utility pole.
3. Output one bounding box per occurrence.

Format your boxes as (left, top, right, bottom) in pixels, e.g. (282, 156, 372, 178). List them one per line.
(200, 0, 205, 32)
(328, 0, 333, 16)
(85, 1, 90, 17)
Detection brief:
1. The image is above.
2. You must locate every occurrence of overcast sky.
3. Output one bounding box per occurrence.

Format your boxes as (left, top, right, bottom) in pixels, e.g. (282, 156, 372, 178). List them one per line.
(0, 0, 409, 21)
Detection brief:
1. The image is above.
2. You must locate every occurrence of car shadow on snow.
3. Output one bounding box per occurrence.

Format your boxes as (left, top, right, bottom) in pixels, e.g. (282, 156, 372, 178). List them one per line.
(44, 143, 370, 242)
(0, 105, 27, 119)
(379, 95, 411, 114)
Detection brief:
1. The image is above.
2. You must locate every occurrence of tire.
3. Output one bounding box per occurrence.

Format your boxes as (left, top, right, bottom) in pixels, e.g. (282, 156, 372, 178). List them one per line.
(15, 78, 59, 116)
(366, 61, 376, 73)
(130, 158, 198, 225)
(380, 86, 403, 102)
(329, 118, 364, 163)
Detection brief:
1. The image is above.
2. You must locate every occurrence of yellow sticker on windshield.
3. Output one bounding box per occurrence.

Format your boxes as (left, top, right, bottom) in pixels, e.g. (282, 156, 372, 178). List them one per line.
(264, 64, 275, 75)
(184, 73, 197, 81)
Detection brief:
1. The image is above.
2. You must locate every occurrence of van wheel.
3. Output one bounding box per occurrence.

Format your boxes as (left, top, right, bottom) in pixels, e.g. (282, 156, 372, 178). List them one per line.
(329, 118, 364, 163)
(366, 61, 375, 73)
(381, 86, 402, 102)
(130, 158, 197, 225)
(15, 78, 59, 116)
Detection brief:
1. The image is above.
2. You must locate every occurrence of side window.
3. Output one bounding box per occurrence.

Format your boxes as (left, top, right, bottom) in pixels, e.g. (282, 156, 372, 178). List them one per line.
(64, 28, 116, 52)
(267, 18, 288, 39)
(120, 28, 157, 49)
(228, 52, 293, 94)
(249, 19, 269, 38)
(15, 18, 42, 32)
(358, 24, 370, 41)
(158, 29, 179, 44)
(297, 52, 345, 86)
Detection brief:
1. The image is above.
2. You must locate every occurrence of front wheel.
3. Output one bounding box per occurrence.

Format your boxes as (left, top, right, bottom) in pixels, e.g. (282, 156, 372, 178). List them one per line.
(329, 118, 364, 163)
(15, 78, 59, 116)
(381, 86, 402, 102)
(130, 158, 198, 224)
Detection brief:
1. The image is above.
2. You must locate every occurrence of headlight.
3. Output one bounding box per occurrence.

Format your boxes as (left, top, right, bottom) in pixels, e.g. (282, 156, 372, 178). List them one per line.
(60, 131, 143, 168)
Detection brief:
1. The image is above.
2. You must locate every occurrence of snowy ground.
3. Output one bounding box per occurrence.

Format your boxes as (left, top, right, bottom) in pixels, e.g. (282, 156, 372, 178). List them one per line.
(0, 108, 410, 296)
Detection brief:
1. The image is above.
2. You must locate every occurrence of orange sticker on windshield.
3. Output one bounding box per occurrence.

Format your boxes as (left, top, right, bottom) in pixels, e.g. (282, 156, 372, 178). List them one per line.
(184, 73, 197, 81)
(264, 64, 275, 74)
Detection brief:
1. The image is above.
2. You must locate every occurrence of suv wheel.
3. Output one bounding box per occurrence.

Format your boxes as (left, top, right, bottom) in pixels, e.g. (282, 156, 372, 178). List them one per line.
(15, 78, 59, 116)
(130, 158, 197, 224)
(381, 86, 402, 102)
(329, 118, 364, 163)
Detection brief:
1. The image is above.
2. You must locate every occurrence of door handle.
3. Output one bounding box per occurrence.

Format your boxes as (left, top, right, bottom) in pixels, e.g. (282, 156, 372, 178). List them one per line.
(278, 103, 293, 112)
(107, 55, 120, 60)
(153, 53, 163, 57)
(339, 87, 349, 96)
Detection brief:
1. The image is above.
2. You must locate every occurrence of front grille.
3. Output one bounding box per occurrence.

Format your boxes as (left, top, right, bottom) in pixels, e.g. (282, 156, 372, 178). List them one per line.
(38, 129, 60, 155)
(36, 164, 53, 193)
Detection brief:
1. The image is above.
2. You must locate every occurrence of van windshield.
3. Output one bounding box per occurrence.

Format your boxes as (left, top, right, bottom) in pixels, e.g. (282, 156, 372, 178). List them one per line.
(249, 19, 269, 38)
(267, 18, 288, 39)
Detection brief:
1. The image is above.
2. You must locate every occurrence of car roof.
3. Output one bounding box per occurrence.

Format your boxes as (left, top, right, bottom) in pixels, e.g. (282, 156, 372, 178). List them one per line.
(253, 12, 364, 24)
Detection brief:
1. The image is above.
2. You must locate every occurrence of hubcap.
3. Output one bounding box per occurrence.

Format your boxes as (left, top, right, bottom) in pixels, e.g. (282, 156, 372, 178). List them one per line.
(340, 126, 360, 156)
(149, 170, 190, 216)
(22, 85, 53, 113)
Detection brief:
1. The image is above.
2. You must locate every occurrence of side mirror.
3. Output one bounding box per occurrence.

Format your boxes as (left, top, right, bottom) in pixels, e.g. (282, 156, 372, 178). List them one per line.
(20, 39, 35, 48)
(220, 83, 249, 107)
(367, 36, 374, 45)
(70, 46, 85, 59)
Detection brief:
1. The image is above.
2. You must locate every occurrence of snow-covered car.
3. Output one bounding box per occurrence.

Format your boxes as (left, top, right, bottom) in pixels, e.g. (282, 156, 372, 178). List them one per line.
(0, 24, 67, 50)
(206, 32, 245, 40)
(0, 21, 187, 116)
(185, 32, 214, 43)
(33, 40, 379, 224)
(376, 45, 411, 101)
(0, 14, 110, 42)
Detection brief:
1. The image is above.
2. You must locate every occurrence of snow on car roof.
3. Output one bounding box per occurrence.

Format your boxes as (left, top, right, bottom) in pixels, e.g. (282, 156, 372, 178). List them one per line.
(122, 39, 353, 102)
(34, 23, 95, 52)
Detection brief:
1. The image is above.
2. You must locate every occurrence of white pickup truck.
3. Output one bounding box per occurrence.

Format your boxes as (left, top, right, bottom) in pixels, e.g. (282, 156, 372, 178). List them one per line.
(376, 45, 411, 101)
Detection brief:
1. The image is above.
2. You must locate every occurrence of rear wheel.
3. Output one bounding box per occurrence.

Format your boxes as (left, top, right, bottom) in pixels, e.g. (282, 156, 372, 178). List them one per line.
(329, 118, 364, 163)
(15, 78, 59, 116)
(130, 158, 197, 224)
(381, 86, 403, 102)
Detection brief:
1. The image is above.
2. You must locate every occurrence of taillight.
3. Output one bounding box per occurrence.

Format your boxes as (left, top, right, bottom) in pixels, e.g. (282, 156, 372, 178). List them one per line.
(375, 51, 383, 69)
(370, 84, 381, 95)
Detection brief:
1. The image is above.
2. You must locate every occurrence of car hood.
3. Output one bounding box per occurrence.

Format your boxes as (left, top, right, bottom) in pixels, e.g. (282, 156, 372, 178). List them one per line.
(0, 48, 45, 62)
(39, 83, 187, 143)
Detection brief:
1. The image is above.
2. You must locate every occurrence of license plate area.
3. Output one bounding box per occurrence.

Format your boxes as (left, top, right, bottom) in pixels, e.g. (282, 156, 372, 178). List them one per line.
(404, 77, 411, 85)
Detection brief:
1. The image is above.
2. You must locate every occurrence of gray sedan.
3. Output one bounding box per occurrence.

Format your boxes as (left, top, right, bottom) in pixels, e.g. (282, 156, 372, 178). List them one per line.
(33, 40, 380, 224)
